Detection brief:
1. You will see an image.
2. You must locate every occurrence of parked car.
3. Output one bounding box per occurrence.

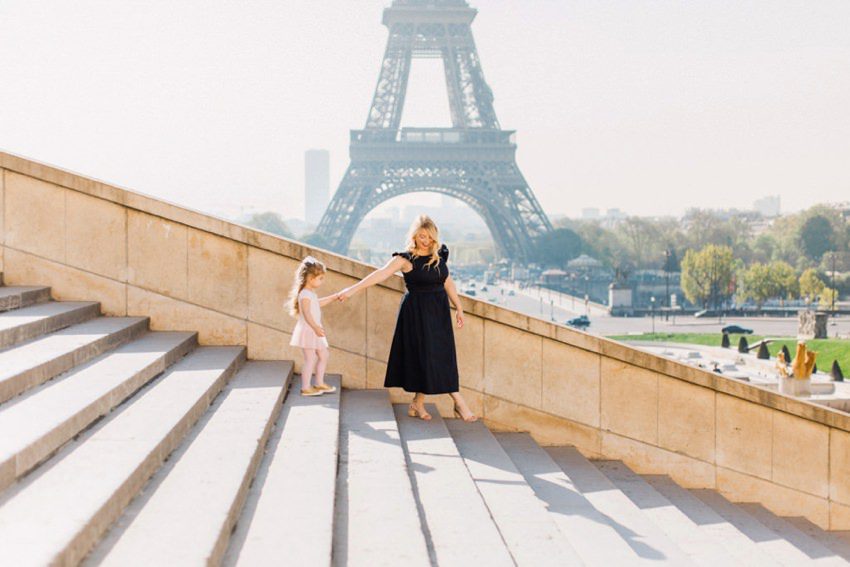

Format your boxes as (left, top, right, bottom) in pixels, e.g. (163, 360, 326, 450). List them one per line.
(721, 324, 753, 335)
(566, 315, 590, 329)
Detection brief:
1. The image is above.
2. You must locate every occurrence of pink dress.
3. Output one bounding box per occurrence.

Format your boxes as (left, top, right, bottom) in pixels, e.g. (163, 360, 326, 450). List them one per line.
(289, 288, 329, 350)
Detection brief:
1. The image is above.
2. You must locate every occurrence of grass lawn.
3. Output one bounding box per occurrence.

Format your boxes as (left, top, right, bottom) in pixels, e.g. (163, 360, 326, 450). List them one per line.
(607, 332, 850, 374)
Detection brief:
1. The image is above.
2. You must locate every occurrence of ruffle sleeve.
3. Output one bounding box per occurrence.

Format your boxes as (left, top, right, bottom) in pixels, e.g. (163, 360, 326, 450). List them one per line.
(392, 250, 413, 261)
(438, 243, 449, 261)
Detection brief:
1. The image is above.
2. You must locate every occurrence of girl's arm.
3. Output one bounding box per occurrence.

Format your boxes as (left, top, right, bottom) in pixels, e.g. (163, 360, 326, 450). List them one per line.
(299, 297, 325, 336)
(338, 256, 409, 300)
(318, 292, 340, 307)
(443, 275, 465, 329)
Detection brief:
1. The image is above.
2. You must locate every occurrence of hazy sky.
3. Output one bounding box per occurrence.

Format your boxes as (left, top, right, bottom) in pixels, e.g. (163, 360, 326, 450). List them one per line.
(2, 0, 849, 223)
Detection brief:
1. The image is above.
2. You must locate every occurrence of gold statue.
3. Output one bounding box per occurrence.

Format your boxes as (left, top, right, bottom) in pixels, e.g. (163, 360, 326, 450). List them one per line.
(791, 342, 818, 379)
(776, 351, 789, 378)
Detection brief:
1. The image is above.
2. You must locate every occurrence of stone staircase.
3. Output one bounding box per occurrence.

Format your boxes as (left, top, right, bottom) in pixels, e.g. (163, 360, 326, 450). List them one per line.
(1, 277, 850, 566)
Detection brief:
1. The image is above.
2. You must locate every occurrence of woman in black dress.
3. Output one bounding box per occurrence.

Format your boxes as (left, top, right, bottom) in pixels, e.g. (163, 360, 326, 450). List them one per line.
(338, 215, 478, 422)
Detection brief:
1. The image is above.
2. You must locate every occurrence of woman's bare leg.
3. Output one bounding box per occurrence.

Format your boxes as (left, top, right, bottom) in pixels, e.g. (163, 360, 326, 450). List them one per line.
(450, 391, 478, 422)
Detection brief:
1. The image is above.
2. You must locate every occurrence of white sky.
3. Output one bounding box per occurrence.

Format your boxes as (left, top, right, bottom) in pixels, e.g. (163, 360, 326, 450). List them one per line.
(1, 0, 849, 221)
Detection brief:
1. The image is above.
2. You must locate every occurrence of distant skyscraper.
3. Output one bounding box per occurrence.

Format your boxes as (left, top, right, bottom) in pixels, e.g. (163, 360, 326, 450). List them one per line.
(752, 195, 780, 218)
(581, 207, 601, 220)
(305, 149, 330, 225)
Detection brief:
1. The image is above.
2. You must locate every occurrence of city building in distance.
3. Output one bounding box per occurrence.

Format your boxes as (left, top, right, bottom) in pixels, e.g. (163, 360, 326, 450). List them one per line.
(305, 149, 330, 225)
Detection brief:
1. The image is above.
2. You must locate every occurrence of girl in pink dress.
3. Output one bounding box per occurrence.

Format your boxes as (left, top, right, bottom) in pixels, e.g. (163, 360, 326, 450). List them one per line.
(287, 256, 339, 396)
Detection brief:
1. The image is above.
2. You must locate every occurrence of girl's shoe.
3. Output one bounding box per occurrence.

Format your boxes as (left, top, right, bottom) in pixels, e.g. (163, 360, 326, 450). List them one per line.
(301, 387, 324, 397)
(314, 383, 337, 393)
(407, 403, 432, 421)
(453, 404, 478, 423)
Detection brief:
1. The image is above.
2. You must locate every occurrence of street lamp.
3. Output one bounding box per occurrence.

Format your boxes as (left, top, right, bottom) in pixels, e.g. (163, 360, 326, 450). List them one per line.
(650, 296, 656, 334)
(663, 249, 671, 321)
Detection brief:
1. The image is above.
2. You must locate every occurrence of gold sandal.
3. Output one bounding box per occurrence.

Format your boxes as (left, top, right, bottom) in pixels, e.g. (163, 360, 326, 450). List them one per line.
(453, 404, 478, 423)
(408, 403, 432, 421)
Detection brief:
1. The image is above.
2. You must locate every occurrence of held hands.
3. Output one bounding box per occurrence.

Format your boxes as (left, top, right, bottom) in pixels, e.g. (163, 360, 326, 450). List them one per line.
(337, 287, 353, 303)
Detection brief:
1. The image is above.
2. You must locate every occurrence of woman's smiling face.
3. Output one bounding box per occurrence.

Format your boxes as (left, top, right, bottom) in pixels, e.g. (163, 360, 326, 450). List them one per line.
(414, 230, 433, 250)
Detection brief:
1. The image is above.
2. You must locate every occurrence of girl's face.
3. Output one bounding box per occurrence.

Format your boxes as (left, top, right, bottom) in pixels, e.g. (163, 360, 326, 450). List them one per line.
(306, 272, 325, 289)
(414, 230, 433, 250)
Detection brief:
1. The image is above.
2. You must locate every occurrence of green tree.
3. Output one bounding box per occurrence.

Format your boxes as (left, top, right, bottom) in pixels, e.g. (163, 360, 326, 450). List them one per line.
(769, 261, 799, 302)
(740, 263, 773, 307)
(798, 214, 835, 261)
(245, 212, 293, 238)
(819, 287, 839, 310)
(680, 245, 735, 309)
(799, 268, 825, 304)
(534, 228, 583, 267)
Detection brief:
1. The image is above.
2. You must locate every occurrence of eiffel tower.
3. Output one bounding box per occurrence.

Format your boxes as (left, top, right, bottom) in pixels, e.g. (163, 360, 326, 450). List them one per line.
(316, 0, 552, 261)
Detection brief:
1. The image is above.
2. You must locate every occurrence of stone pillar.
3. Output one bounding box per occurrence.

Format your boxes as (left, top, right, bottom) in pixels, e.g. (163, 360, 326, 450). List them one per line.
(798, 310, 828, 339)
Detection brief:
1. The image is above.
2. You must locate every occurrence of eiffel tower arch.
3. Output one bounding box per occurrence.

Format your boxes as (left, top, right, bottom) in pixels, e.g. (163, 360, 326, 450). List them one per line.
(316, 0, 552, 261)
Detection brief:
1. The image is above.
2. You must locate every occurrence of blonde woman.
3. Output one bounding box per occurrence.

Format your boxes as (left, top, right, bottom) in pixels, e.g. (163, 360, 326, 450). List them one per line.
(338, 215, 477, 422)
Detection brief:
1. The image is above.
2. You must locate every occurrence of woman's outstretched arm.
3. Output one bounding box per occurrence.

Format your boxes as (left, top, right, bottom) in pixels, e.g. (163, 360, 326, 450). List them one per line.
(443, 275, 465, 329)
(338, 256, 409, 301)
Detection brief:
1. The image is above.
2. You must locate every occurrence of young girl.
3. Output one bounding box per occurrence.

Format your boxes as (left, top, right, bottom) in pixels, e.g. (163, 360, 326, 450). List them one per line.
(288, 256, 338, 396)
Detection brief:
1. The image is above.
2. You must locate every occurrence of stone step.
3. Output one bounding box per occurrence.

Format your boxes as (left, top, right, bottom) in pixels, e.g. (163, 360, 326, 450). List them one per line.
(691, 489, 844, 566)
(496, 433, 641, 565)
(786, 517, 850, 561)
(0, 301, 100, 349)
(546, 447, 693, 565)
(0, 316, 150, 404)
(444, 418, 582, 566)
(739, 503, 847, 565)
(595, 460, 738, 566)
(0, 285, 51, 313)
(644, 475, 779, 566)
(92, 361, 292, 566)
(226, 374, 341, 567)
(395, 404, 514, 567)
(333, 391, 429, 567)
(0, 331, 197, 492)
(0, 346, 245, 567)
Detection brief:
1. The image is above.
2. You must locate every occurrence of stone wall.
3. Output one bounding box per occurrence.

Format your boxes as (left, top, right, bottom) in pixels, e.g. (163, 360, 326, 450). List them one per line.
(3, 150, 850, 529)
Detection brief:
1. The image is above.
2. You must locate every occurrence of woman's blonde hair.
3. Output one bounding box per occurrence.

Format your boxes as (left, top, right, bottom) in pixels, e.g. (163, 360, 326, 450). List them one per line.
(287, 256, 326, 317)
(406, 215, 441, 269)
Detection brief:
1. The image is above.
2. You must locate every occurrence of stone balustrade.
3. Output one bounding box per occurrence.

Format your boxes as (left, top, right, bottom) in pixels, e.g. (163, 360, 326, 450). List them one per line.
(2, 149, 850, 529)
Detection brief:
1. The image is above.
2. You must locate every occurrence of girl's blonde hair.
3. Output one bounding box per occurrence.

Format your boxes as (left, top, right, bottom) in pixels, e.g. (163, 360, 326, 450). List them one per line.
(406, 215, 441, 269)
(288, 256, 326, 317)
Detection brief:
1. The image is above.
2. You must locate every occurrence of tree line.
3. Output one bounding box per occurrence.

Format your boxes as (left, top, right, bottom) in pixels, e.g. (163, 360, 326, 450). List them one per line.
(535, 204, 849, 308)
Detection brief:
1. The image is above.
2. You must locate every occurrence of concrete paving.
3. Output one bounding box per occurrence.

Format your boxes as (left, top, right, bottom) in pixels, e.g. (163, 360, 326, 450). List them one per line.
(692, 489, 843, 566)
(496, 432, 642, 565)
(96, 361, 291, 566)
(740, 503, 845, 565)
(0, 300, 100, 349)
(0, 331, 196, 491)
(0, 346, 244, 567)
(644, 475, 779, 566)
(333, 391, 429, 567)
(394, 404, 514, 567)
(0, 316, 149, 404)
(786, 517, 850, 561)
(546, 447, 693, 565)
(445, 418, 583, 566)
(0, 285, 51, 312)
(595, 460, 737, 566)
(226, 374, 340, 567)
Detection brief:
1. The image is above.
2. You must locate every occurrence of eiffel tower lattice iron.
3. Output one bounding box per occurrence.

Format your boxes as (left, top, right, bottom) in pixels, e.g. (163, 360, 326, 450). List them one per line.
(316, 0, 552, 261)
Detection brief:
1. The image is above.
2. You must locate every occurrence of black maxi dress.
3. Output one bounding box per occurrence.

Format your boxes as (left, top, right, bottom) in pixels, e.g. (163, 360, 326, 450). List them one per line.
(384, 244, 459, 394)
